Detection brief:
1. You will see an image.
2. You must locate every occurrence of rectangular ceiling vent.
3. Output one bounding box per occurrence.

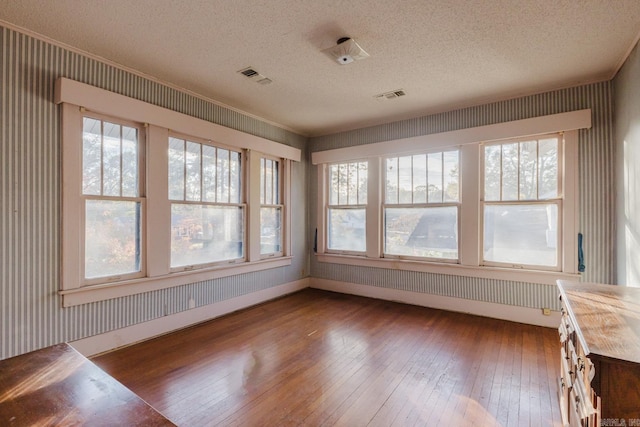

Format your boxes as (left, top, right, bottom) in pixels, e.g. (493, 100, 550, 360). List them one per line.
(375, 89, 406, 101)
(238, 67, 272, 85)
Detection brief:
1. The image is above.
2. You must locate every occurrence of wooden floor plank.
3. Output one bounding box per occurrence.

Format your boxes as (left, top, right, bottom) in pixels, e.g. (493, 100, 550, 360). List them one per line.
(92, 289, 562, 426)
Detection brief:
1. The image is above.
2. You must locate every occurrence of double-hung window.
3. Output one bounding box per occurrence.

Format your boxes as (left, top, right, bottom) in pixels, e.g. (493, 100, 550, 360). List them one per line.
(313, 109, 588, 284)
(58, 77, 300, 307)
(384, 150, 459, 260)
(327, 161, 368, 253)
(482, 135, 561, 270)
(82, 114, 145, 283)
(168, 135, 244, 269)
(260, 157, 283, 256)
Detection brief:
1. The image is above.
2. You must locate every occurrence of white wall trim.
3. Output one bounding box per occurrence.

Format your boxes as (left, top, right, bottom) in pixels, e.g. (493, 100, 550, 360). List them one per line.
(311, 109, 591, 164)
(71, 278, 310, 357)
(310, 277, 561, 328)
(55, 77, 301, 162)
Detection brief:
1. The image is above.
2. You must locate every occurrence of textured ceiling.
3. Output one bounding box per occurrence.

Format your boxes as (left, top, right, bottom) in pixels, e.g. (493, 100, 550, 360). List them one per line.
(1, 0, 640, 136)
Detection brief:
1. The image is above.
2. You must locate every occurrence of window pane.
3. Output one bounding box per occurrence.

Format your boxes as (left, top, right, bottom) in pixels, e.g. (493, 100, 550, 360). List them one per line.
(484, 145, 501, 201)
(229, 150, 241, 204)
(398, 156, 412, 204)
(443, 151, 459, 202)
(519, 140, 537, 200)
(168, 137, 185, 200)
(539, 138, 558, 199)
(121, 126, 138, 197)
(483, 203, 558, 267)
(102, 122, 121, 197)
(412, 154, 427, 204)
(85, 199, 141, 279)
(202, 144, 217, 202)
(330, 161, 367, 206)
(265, 159, 273, 205)
(385, 207, 457, 259)
(260, 207, 282, 254)
(328, 208, 365, 252)
(386, 157, 398, 204)
(171, 204, 244, 268)
(82, 117, 102, 195)
(185, 141, 201, 201)
(501, 143, 518, 201)
(274, 160, 280, 204)
(217, 149, 229, 203)
(329, 164, 340, 205)
(427, 152, 443, 203)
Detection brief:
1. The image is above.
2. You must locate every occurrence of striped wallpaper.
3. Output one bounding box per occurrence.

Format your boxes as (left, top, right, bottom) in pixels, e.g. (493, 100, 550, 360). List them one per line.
(0, 22, 617, 360)
(310, 82, 614, 311)
(0, 25, 308, 360)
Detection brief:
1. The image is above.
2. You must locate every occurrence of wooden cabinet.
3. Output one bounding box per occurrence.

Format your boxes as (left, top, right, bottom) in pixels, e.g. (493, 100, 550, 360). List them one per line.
(557, 281, 640, 426)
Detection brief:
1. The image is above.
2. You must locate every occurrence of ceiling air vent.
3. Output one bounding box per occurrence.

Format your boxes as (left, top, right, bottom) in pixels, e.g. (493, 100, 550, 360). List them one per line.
(374, 89, 407, 101)
(237, 67, 272, 85)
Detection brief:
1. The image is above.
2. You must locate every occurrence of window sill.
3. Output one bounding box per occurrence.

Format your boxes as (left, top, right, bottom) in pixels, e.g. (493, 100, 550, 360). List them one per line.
(315, 253, 579, 286)
(59, 257, 293, 307)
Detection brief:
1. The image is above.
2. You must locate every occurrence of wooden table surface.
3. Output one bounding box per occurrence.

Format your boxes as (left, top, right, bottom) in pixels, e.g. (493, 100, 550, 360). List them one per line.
(558, 280, 640, 364)
(0, 343, 175, 426)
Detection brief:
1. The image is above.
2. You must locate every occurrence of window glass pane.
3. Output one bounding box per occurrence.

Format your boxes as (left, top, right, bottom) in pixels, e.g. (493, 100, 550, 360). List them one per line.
(329, 161, 366, 206)
(260, 207, 282, 254)
(202, 144, 217, 202)
(519, 140, 538, 200)
(171, 204, 244, 268)
(539, 138, 558, 199)
(427, 152, 443, 203)
(398, 156, 412, 204)
(185, 141, 201, 201)
(443, 151, 459, 202)
(229, 150, 241, 204)
(121, 126, 138, 197)
(412, 154, 427, 204)
(82, 117, 102, 195)
(329, 164, 339, 205)
(483, 203, 558, 267)
(328, 208, 366, 252)
(337, 163, 347, 205)
(484, 145, 501, 201)
(385, 207, 457, 259)
(274, 160, 280, 204)
(386, 158, 398, 204)
(85, 199, 141, 279)
(168, 137, 185, 200)
(265, 159, 274, 205)
(501, 143, 519, 201)
(102, 122, 121, 197)
(217, 148, 230, 203)
(348, 162, 358, 205)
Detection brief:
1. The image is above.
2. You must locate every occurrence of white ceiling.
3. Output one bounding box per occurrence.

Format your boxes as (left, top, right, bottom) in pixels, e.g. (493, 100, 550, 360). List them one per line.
(1, 0, 640, 137)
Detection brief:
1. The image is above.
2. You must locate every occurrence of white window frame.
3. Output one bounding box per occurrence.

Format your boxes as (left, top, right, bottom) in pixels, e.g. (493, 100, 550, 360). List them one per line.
(258, 155, 285, 258)
(167, 132, 246, 271)
(382, 149, 461, 263)
(57, 78, 299, 307)
(480, 135, 563, 271)
(312, 110, 588, 286)
(325, 160, 369, 256)
(80, 112, 147, 284)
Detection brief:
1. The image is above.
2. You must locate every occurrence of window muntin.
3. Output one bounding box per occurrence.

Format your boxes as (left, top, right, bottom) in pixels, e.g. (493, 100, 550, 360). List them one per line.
(327, 161, 367, 253)
(82, 116, 144, 281)
(482, 135, 561, 269)
(260, 158, 283, 256)
(168, 135, 244, 269)
(384, 150, 459, 260)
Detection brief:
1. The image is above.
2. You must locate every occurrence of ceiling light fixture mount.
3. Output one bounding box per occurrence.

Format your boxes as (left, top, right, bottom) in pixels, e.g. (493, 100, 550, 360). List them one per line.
(322, 37, 369, 65)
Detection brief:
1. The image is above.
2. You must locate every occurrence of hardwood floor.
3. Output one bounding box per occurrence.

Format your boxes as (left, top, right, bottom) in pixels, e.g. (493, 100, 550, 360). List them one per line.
(92, 289, 562, 426)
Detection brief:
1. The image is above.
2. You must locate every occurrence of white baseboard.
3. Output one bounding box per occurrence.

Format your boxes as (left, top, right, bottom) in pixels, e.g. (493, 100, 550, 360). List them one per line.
(310, 278, 560, 328)
(71, 278, 310, 357)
